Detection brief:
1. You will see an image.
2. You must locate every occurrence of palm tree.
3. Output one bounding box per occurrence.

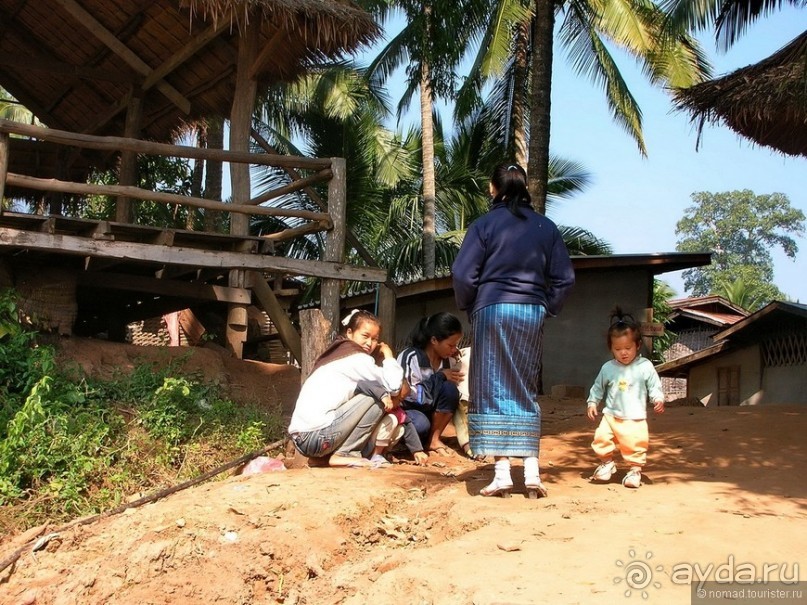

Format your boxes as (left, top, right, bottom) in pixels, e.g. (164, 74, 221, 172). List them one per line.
(652, 279, 677, 362)
(250, 65, 608, 293)
(662, 0, 805, 50)
(712, 276, 770, 312)
(376, 100, 611, 278)
(363, 1, 489, 278)
(456, 1, 534, 166)
(251, 61, 418, 269)
(457, 0, 711, 213)
(0, 88, 39, 125)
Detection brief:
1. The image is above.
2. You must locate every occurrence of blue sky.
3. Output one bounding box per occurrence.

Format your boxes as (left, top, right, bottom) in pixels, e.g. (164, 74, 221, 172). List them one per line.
(547, 7, 806, 302)
(362, 7, 807, 303)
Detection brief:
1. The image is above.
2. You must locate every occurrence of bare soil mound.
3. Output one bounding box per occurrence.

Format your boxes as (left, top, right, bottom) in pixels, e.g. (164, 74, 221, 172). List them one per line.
(1, 340, 805, 604)
(51, 337, 302, 415)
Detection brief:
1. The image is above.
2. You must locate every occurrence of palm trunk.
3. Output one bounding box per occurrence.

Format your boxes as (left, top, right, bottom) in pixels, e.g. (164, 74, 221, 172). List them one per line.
(512, 19, 530, 168)
(420, 11, 437, 279)
(204, 117, 224, 232)
(188, 124, 206, 230)
(527, 0, 555, 215)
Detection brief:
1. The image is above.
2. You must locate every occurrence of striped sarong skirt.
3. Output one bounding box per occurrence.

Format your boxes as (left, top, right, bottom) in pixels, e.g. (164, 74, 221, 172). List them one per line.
(468, 303, 546, 457)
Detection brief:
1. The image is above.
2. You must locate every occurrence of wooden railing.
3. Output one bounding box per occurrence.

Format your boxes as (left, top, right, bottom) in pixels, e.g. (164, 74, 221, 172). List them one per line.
(0, 119, 334, 241)
(0, 118, 393, 359)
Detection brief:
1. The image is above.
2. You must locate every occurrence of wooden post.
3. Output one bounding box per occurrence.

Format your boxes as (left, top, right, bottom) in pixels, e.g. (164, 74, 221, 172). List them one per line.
(225, 21, 259, 359)
(229, 25, 258, 238)
(0, 132, 8, 215)
(286, 307, 333, 468)
(642, 307, 654, 357)
(321, 157, 346, 331)
(116, 93, 143, 223)
(299, 308, 333, 383)
(377, 283, 397, 347)
(226, 269, 248, 358)
(48, 150, 67, 216)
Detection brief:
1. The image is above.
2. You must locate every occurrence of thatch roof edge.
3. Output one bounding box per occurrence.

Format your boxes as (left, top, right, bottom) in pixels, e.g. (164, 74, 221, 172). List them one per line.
(672, 30, 807, 157)
(185, 0, 380, 53)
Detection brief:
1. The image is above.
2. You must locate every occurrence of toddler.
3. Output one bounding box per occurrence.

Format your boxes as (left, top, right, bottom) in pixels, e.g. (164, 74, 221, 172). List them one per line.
(586, 308, 664, 488)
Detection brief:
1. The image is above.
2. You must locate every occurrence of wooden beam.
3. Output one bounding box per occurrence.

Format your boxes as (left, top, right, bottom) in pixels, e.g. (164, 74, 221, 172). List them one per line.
(91, 221, 114, 241)
(229, 22, 259, 237)
(0, 227, 388, 282)
(299, 308, 333, 382)
(0, 119, 332, 170)
(0, 133, 7, 215)
(377, 284, 397, 346)
(249, 29, 284, 80)
(0, 54, 138, 84)
(5, 173, 331, 222)
(226, 21, 260, 358)
(77, 271, 250, 304)
(39, 218, 57, 234)
(141, 21, 230, 91)
(250, 127, 395, 292)
(55, 0, 191, 114)
(152, 230, 175, 247)
(117, 93, 143, 223)
(261, 221, 330, 243)
(249, 270, 302, 363)
(248, 168, 333, 206)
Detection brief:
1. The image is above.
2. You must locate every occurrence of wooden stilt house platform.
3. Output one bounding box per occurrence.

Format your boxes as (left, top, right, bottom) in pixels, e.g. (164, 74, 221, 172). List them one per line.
(0, 0, 392, 361)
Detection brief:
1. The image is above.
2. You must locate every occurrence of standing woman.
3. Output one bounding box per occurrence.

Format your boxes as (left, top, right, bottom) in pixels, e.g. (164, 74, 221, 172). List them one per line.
(452, 164, 575, 497)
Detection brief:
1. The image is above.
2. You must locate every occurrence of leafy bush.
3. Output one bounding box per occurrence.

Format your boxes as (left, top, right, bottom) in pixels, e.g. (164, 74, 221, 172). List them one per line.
(0, 289, 285, 529)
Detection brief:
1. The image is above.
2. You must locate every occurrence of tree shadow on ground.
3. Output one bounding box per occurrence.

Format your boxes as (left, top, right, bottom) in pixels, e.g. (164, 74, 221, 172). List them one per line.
(454, 402, 807, 508)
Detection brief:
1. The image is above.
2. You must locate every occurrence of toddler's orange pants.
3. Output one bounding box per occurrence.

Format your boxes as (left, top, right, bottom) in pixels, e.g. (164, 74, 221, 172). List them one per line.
(592, 413, 648, 467)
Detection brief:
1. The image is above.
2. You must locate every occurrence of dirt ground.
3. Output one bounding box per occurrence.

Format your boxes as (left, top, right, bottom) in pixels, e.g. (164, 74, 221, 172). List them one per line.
(1, 339, 805, 605)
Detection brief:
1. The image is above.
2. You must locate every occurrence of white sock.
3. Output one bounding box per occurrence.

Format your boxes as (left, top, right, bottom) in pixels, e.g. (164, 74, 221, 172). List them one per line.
(494, 458, 512, 485)
(524, 456, 539, 483)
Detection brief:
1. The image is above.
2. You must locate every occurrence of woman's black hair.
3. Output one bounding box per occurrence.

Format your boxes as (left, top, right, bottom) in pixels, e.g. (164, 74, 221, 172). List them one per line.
(607, 306, 641, 347)
(340, 309, 380, 335)
(409, 312, 463, 349)
(490, 163, 531, 219)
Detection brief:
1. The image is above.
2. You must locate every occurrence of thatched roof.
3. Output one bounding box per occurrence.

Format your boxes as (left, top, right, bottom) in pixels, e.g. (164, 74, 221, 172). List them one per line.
(673, 30, 807, 157)
(0, 0, 379, 145)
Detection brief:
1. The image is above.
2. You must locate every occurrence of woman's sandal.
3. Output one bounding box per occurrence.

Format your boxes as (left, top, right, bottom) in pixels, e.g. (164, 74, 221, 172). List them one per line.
(525, 481, 548, 499)
(479, 479, 514, 498)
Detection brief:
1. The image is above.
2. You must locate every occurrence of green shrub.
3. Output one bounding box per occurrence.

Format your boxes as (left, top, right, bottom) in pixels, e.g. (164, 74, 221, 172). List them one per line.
(0, 288, 285, 528)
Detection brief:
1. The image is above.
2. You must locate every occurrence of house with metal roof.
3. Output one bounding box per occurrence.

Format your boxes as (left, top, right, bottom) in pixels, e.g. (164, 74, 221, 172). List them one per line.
(657, 301, 807, 405)
(661, 295, 749, 400)
(345, 252, 712, 393)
